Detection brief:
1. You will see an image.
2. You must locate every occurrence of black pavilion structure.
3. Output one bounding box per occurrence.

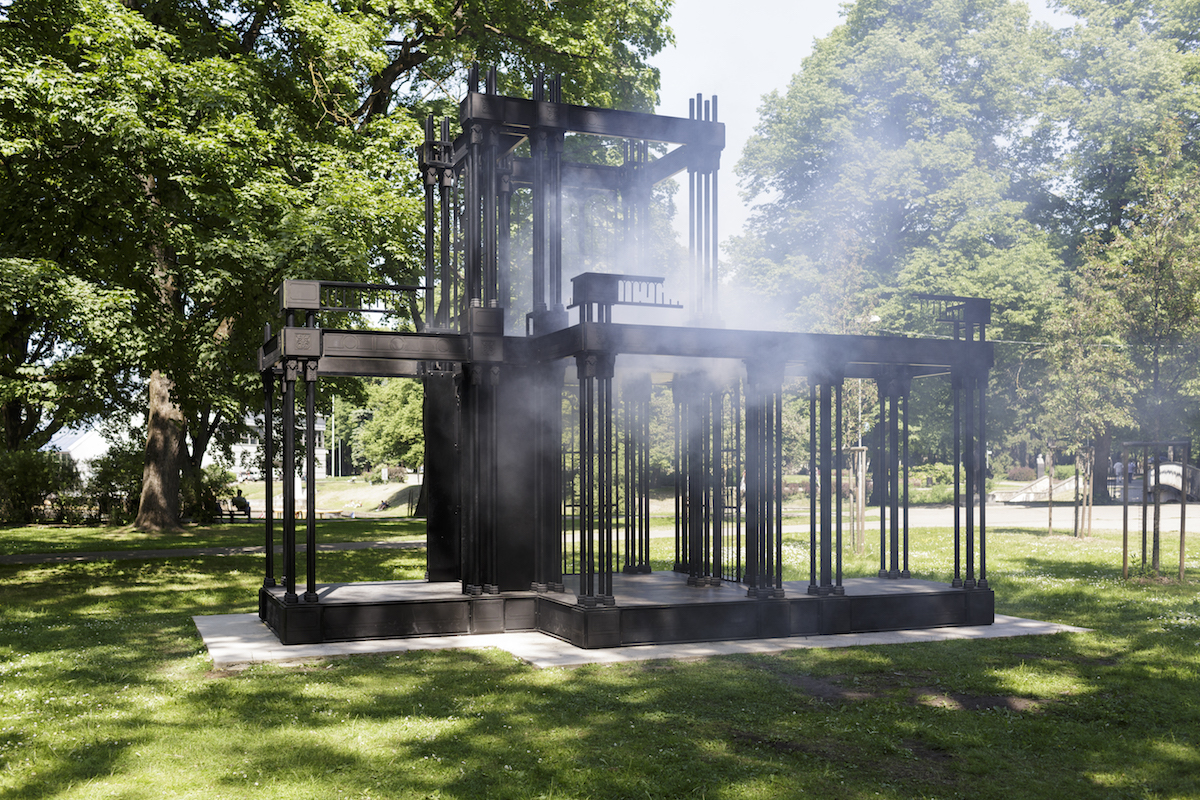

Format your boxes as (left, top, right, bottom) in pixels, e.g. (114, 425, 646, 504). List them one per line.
(257, 69, 994, 648)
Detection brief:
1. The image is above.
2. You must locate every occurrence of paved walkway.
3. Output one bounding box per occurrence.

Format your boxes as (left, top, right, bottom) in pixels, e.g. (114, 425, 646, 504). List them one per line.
(194, 612, 1090, 670)
(0, 540, 423, 566)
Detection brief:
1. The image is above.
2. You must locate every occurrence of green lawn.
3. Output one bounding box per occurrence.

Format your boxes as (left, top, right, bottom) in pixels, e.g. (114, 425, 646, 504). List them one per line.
(1, 521, 1198, 798)
(0, 518, 426, 557)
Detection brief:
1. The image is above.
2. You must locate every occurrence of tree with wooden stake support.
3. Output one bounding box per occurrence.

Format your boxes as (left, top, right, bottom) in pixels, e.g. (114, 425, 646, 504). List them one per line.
(1122, 441, 1190, 581)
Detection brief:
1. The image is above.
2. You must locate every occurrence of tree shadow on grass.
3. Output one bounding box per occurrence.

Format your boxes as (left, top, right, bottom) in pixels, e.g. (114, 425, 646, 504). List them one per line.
(4, 539, 1200, 798)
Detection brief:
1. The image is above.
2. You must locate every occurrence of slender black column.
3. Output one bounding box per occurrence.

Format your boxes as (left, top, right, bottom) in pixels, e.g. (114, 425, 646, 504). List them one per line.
(533, 362, 566, 591)
(498, 166, 511, 328)
(673, 383, 686, 573)
(889, 385, 902, 578)
(281, 360, 298, 604)
(964, 372, 976, 589)
(835, 381, 844, 595)
(901, 387, 911, 579)
(819, 381, 833, 594)
(878, 384, 888, 578)
(304, 359, 318, 603)
(978, 376, 989, 589)
(484, 127, 498, 306)
(808, 382, 818, 595)
(462, 363, 482, 596)
(576, 352, 615, 607)
(466, 123, 483, 305)
(600, 361, 614, 604)
(622, 374, 652, 575)
(262, 360, 275, 589)
(952, 371, 963, 587)
(484, 365, 500, 594)
(743, 381, 758, 590)
(423, 115, 437, 330)
(745, 360, 784, 599)
(549, 130, 564, 308)
(438, 118, 453, 329)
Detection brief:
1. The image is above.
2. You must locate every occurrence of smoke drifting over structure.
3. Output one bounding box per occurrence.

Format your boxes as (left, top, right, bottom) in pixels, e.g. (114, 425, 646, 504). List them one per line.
(257, 69, 995, 648)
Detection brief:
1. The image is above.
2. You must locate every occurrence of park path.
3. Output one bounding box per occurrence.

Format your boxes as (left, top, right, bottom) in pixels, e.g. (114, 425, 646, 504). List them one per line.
(0, 539, 423, 566)
(4, 502, 1187, 566)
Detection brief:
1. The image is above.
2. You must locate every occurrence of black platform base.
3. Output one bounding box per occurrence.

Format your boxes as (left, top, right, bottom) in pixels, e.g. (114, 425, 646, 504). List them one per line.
(260, 573, 994, 648)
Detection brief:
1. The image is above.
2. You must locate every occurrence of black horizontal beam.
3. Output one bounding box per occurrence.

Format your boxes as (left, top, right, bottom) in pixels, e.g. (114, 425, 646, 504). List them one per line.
(509, 157, 625, 191)
(316, 357, 424, 378)
(533, 323, 992, 374)
(322, 330, 469, 362)
(460, 92, 724, 149)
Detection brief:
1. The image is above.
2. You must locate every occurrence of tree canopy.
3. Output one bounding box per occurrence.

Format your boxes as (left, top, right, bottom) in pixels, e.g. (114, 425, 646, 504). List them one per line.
(0, 0, 673, 527)
(729, 0, 1200, 474)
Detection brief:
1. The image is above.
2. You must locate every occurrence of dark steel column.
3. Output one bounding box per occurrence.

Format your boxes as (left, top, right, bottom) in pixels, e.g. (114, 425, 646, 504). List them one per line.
(901, 380, 911, 579)
(304, 358, 318, 603)
(952, 371, 963, 587)
(835, 381, 844, 594)
(549, 130, 564, 308)
(878, 383, 888, 578)
(745, 361, 784, 599)
(674, 382, 685, 573)
(964, 372, 976, 588)
(808, 382, 818, 595)
(977, 375, 988, 589)
(484, 126, 498, 306)
(599, 357, 615, 604)
(819, 381, 833, 594)
(462, 364, 482, 596)
(742, 380, 757, 590)
(498, 166, 511, 328)
(262, 356, 275, 589)
(480, 365, 499, 594)
(423, 115, 437, 330)
(438, 118, 453, 329)
(281, 360, 298, 604)
(889, 382, 901, 578)
(466, 122, 482, 305)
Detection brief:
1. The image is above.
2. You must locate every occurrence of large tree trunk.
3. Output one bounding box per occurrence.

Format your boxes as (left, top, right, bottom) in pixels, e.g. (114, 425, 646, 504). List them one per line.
(180, 408, 221, 522)
(134, 369, 184, 530)
(134, 173, 185, 531)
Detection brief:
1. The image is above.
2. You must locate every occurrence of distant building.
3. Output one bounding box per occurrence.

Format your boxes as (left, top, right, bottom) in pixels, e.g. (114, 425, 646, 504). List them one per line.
(228, 415, 328, 482)
(46, 427, 112, 480)
(47, 415, 328, 482)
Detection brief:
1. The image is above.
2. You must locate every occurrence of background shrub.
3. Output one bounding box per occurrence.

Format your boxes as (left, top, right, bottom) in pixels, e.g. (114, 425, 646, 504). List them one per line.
(1007, 465, 1037, 482)
(85, 439, 145, 524)
(0, 450, 80, 524)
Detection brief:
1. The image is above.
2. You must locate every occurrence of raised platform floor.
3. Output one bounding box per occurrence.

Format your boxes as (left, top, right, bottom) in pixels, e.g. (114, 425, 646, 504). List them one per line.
(261, 572, 994, 648)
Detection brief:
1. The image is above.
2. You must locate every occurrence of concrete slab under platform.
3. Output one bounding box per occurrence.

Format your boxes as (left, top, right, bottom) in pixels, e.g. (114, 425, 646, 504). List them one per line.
(195, 611, 1089, 670)
(258, 572, 999, 647)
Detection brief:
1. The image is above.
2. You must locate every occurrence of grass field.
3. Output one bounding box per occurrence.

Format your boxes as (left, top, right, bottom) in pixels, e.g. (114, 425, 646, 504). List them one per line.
(2, 516, 1199, 799)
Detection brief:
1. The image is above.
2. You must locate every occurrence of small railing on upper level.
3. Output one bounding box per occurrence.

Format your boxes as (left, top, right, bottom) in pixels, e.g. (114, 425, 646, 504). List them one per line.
(568, 272, 682, 323)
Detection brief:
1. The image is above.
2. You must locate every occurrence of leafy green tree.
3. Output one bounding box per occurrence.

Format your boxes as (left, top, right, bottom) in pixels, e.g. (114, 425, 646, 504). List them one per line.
(0, 258, 133, 451)
(1042, 0, 1200, 242)
(0, 0, 671, 529)
(1069, 122, 1200, 444)
(358, 379, 425, 470)
(732, 0, 1059, 332)
(730, 0, 1066, 467)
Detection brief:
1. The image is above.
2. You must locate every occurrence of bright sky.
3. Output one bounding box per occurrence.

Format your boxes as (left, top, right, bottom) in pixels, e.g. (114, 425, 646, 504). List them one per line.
(649, 0, 1076, 241)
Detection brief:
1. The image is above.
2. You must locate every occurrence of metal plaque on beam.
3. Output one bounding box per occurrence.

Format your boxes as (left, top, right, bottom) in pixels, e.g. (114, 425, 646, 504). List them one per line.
(280, 327, 322, 359)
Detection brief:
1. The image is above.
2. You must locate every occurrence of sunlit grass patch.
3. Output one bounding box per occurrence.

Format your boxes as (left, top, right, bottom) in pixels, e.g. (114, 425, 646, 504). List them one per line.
(3, 520, 1200, 798)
